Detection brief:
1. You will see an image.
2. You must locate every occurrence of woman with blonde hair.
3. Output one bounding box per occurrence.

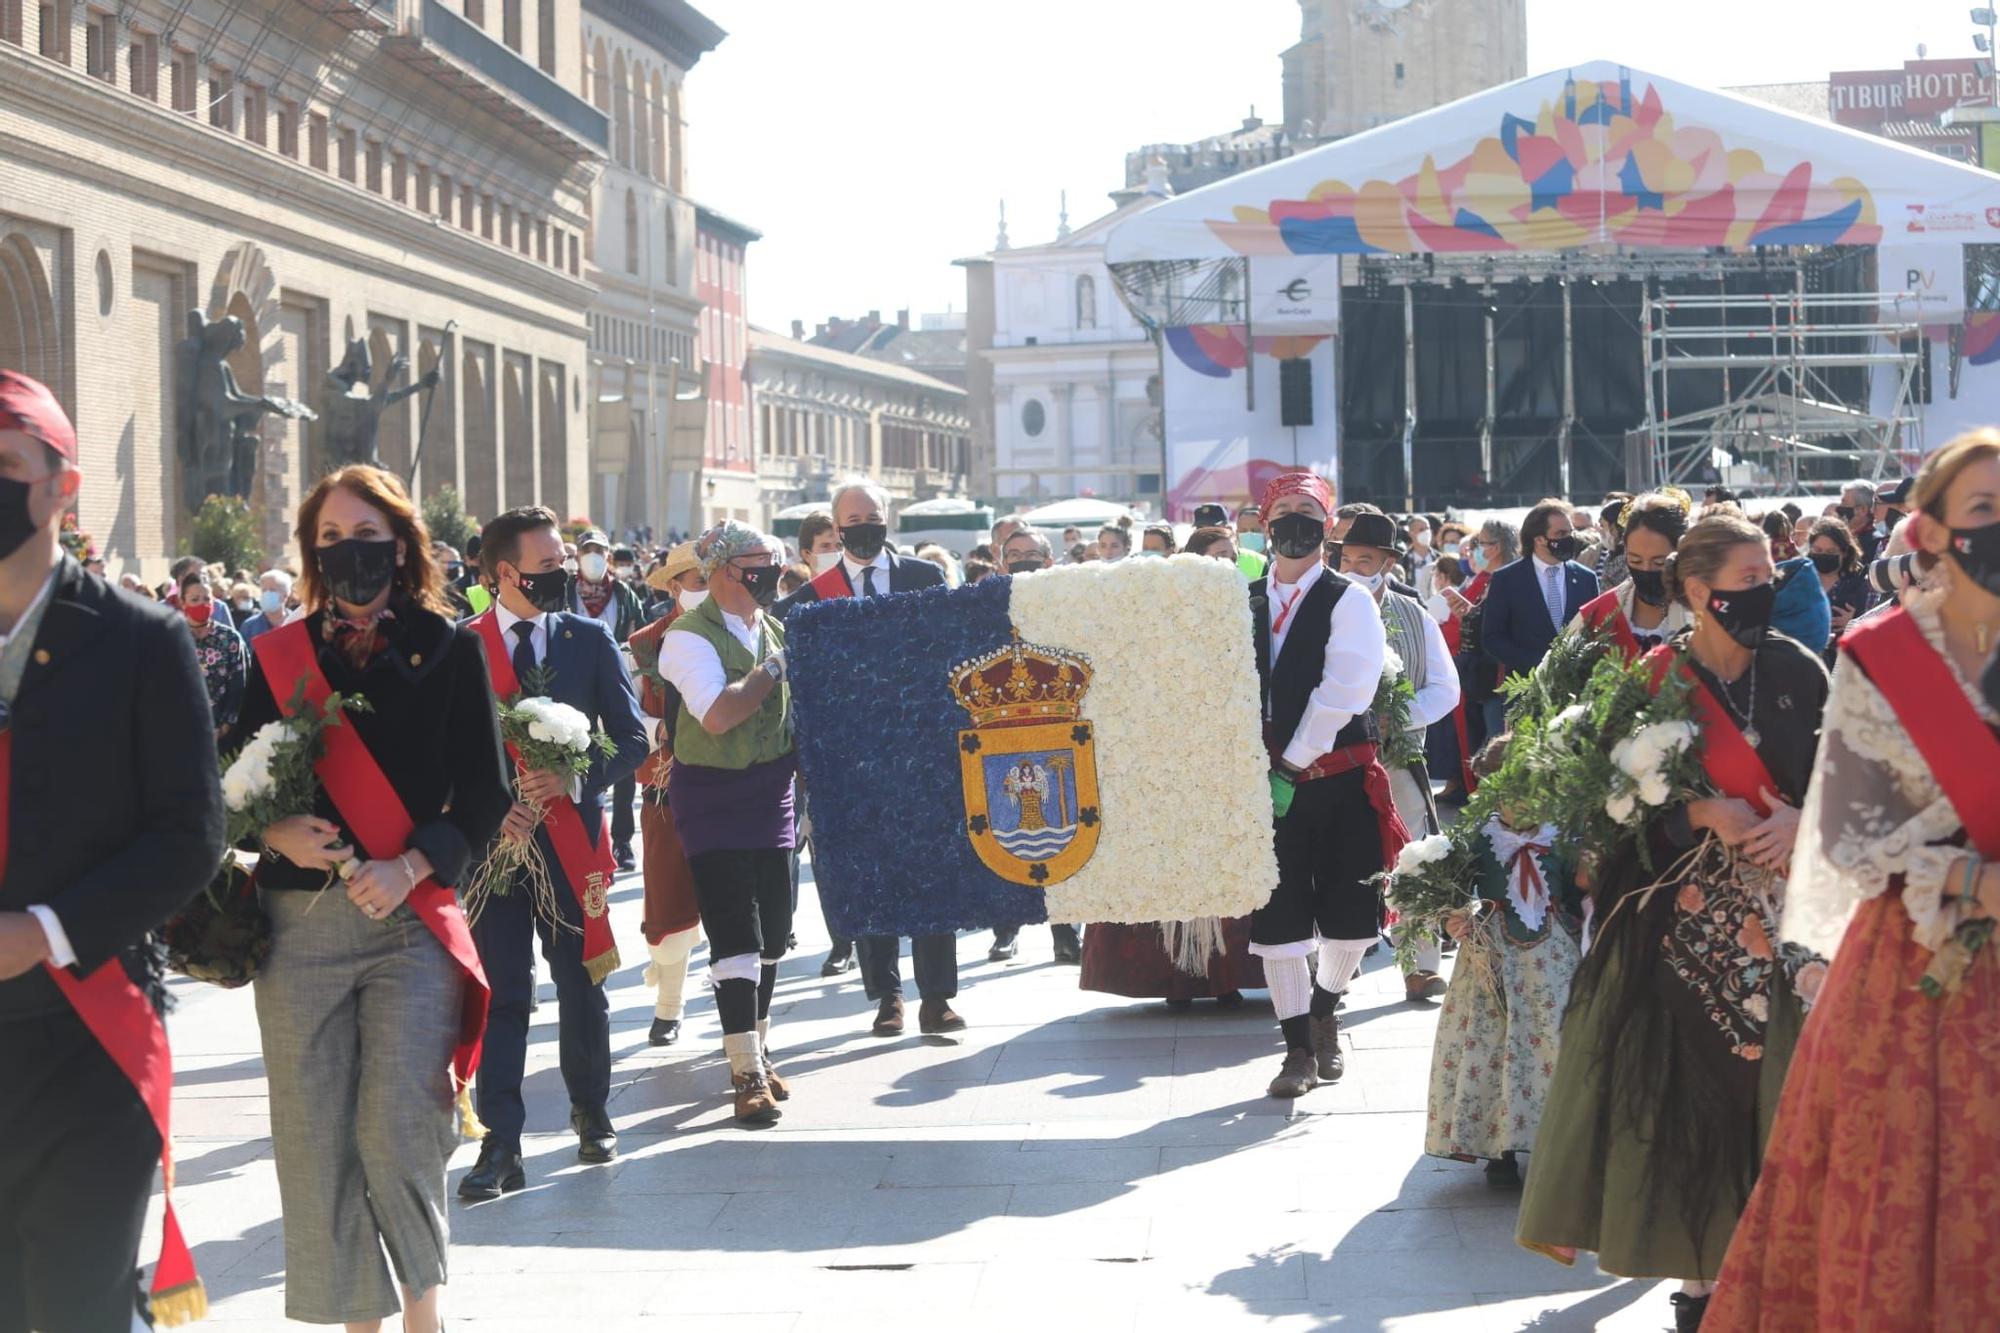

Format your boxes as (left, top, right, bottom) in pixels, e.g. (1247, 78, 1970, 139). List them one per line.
(1713, 430, 2000, 1330)
(237, 464, 510, 1329)
(1518, 511, 1831, 1332)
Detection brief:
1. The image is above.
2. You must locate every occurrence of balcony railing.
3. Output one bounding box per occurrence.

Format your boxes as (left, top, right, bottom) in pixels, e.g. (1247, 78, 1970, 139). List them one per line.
(383, 0, 608, 157)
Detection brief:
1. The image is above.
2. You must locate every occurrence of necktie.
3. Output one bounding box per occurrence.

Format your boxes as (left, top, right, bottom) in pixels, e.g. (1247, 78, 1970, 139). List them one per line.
(861, 566, 878, 598)
(511, 620, 538, 690)
(1544, 564, 1565, 631)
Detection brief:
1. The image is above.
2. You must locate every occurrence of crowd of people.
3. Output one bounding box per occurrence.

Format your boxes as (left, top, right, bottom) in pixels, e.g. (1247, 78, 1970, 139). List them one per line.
(2, 356, 1997, 1331)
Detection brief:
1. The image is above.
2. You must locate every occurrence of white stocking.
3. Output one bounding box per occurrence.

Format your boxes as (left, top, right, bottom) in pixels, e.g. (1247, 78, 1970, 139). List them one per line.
(1265, 955, 1313, 1021)
(1315, 938, 1373, 996)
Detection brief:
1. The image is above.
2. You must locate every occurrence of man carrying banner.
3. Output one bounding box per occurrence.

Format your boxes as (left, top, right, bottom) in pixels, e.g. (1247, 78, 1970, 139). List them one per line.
(0, 370, 225, 1328)
(460, 507, 647, 1198)
(776, 480, 963, 1035)
(660, 522, 799, 1125)
(1247, 471, 1402, 1099)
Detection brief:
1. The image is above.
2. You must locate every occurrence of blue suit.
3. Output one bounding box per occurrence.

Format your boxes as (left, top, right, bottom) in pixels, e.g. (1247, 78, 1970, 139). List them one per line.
(1480, 556, 1600, 680)
(472, 611, 648, 1149)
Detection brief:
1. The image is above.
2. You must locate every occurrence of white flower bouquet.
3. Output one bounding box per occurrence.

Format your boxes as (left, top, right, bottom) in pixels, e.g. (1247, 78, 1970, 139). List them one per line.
(222, 683, 371, 854)
(1375, 826, 1483, 972)
(463, 695, 617, 921)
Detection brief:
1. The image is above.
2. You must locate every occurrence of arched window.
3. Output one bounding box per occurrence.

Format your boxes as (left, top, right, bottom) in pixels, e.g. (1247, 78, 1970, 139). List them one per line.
(632, 63, 651, 183)
(663, 208, 678, 286)
(666, 81, 684, 192)
(611, 50, 631, 169)
(1075, 274, 1097, 329)
(623, 188, 639, 276)
(650, 69, 667, 182)
(589, 36, 609, 111)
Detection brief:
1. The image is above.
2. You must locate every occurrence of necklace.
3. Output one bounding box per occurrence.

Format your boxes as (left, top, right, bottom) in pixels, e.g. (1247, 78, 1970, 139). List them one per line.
(1705, 651, 1761, 749)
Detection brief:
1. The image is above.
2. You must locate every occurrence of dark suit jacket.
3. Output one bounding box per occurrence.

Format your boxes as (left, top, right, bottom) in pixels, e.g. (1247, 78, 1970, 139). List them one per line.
(528, 611, 648, 843)
(774, 550, 945, 620)
(1480, 556, 1599, 678)
(0, 558, 225, 1017)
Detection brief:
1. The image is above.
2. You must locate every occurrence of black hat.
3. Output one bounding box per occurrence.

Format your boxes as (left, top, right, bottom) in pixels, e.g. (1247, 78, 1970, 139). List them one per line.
(1192, 503, 1230, 527)
(611, 545, 636, 562)
(1882, 476, 1915, 507)
(1342, 511, 1398, 552)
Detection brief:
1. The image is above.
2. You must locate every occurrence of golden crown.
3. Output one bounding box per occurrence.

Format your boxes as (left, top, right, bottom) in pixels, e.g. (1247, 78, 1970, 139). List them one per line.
(949, 639, 1093, 729)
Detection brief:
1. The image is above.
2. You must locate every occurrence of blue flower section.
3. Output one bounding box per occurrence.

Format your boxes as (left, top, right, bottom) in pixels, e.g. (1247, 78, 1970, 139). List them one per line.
(786, 576, 1047, 937)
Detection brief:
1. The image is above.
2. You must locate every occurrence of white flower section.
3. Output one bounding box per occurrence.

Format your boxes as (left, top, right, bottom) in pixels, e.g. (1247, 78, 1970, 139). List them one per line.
(514, 696, 593, 751)
(221, 720, 294, 810)
(1395, 832, 1454, 877)
(1007, 555, 1275, 924)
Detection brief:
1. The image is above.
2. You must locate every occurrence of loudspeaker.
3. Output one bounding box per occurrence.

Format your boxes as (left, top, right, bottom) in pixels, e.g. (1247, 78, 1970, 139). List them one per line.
(1278, 358, 1313, 427)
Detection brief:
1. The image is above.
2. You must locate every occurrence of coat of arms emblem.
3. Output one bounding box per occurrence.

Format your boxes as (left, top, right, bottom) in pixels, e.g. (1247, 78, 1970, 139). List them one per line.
(950, 638, 1101, 887)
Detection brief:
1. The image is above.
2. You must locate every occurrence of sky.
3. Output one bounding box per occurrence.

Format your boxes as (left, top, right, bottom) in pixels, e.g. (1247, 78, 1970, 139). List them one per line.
(688, 0, 1995, 332)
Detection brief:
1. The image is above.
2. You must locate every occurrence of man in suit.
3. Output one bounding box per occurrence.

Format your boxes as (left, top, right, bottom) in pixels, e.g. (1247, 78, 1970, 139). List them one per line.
(776, 480, 966, 1035)
(0, 370, 225, 1329)
(461, 506, 647, 1199)
(1478, 497, 1599, 735)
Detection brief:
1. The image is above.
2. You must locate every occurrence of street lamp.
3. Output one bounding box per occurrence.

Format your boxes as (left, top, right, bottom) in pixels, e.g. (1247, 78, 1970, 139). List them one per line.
(1977, 8, 2000, 104)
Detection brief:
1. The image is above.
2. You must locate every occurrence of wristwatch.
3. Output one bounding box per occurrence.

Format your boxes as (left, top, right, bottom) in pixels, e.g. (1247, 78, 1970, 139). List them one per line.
(760, 656, 784, 683)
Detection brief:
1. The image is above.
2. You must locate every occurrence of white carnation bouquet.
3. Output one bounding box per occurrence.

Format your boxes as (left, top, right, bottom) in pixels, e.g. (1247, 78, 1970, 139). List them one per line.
(222, 682, 372, 864)
(463, 695, 617, 923)
(1375, 827, 1483, 972)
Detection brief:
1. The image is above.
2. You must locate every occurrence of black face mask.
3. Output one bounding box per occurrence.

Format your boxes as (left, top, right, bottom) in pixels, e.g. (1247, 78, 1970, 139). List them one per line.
(318, 538, 398, 606)
(444, 562, 465, 583)
(1706, 582, 1777, 649)
(735, 563, 781, 607)
(1628, 567, 1667, 606)
(0, 477, 38, 562)
(1006, 558, 1045, 576)
(839, 522, 888, 562)
(1549, 534, 1582, 561)
(1946, 519, 2000, 597)
(1267, 512, 1326, 560)
(512, 565, 570, 614)
(1809, 551, 1843, 576)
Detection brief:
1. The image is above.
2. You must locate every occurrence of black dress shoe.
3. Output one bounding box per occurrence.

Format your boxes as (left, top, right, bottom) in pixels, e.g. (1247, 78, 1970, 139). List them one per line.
(571, 1105, 617, 1164)
(648, 1017, 681, 1046)
(614, 843, 637, 872)
(987, 930, 1019, 962)
(821, 941, 855, 977)
(458, 1138, 525, 1200)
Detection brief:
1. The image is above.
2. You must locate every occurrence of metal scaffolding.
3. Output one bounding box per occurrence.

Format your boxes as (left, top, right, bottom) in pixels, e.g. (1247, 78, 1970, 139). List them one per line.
(1639, 287, 1923, 492)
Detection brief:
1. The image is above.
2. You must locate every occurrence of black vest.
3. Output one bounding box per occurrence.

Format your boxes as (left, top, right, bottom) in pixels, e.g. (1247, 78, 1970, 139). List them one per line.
(1252, 571, 1378, 758)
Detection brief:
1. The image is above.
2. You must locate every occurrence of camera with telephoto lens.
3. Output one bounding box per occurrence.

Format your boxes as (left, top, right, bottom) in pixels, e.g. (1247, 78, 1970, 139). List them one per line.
(1867, 552, 1921, 597)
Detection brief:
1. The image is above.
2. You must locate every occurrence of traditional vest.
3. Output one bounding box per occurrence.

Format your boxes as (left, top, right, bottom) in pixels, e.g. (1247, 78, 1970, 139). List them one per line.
(666, 595, 791, 770)
(1378, 588, 1430, 736)
(1255, 572, 1377, 759)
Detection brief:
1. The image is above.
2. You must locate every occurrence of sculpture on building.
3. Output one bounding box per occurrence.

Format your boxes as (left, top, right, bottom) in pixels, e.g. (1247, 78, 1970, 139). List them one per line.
(320, 337, 440, 470)
(174, 311, 316, 515)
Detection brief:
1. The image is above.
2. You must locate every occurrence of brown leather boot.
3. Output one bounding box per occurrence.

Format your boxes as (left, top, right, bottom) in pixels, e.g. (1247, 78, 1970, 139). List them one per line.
(871, 995, 905, 1036)
(1266, 1048, 1320, 1099)
(762, 1056, 790, 1102)
(918, 998, 966, 1033)
(732, 1071, 782, 1124)
(1310, 1012, 1344, 1082)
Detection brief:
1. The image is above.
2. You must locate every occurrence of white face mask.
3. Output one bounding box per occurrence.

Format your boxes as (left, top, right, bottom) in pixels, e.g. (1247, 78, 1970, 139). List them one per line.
(1350, 569, 1387, 593)
(579, 552, 609, 582)
(261, 588, 284, 615)
(678, 588, 708, 612)
(562, 558, 579, 576)
(812, 549, 843, 573)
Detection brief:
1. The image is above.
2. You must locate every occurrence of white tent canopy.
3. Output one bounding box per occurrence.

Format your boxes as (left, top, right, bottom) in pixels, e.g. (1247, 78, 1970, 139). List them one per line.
(1019, 498, 1144, 530)
(1105, 60, 2000, 265)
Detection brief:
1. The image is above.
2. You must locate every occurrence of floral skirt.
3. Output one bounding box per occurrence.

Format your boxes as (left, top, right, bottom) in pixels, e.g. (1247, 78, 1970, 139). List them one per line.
(1425, 915, 1579, 1162)
(1710, 895, 2000, 1331)
(1079, 917, 1264, 1000)
(1515, 848, 1806, 1279)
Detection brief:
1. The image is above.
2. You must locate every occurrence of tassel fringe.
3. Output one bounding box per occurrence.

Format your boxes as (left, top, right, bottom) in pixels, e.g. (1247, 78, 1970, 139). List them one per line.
(455, 1082, 488, 1143)
(583, 947, 620, 986)
(150, 1278, 208, 1327)
(1158, 918, 1227, 978)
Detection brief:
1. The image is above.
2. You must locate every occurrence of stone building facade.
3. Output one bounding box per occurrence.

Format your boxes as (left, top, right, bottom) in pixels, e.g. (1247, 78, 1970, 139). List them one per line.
(693, 204, 757, 529)
(0, 0, 605, 578)
(1281, 0, 1526, 140)
(578, 0, 720, 543)
(749, 328, 971, 525)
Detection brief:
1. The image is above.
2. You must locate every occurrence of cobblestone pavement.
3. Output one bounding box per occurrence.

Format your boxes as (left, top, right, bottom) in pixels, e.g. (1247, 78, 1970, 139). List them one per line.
(154, 855, 1680, 1330)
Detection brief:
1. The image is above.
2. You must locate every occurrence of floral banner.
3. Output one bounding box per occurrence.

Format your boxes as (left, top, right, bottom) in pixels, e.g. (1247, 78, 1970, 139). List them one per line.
(787, 558, 1275, 938)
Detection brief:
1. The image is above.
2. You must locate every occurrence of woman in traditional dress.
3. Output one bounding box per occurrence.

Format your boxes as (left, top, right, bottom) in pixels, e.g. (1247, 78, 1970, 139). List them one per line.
(1425, 736, 1582, 1187)
(1516, 512, 1830, 1333)
(1567, 491, 1694, 659)
(240, 465, 511, 1330)
(1710, 431, 2000, 1331)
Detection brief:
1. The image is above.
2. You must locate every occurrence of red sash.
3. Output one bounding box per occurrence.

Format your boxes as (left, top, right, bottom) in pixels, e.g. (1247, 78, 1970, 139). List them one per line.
(1579, 588, 1640, 661)
(1843, 607, 2000, 860)
(1644, 644, 1781, 817)
(809, 562, 854, 601)
(11, 735, 207, 1323)
(252, 621, 490, 1092)
(467, 612, 621, 983)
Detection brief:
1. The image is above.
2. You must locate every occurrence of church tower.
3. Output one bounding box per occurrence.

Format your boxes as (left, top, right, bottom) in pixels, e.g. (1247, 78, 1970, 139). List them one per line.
(1282, 0, 1528, 140)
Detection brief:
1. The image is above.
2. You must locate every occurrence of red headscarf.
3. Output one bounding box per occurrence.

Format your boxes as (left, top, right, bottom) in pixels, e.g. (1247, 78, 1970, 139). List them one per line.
(1259, 470, 1333, 520)
(0, 370, 77, 462)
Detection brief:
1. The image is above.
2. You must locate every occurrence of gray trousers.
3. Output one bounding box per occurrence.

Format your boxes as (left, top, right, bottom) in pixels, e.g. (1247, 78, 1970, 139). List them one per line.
(255, 888, 462, 1323)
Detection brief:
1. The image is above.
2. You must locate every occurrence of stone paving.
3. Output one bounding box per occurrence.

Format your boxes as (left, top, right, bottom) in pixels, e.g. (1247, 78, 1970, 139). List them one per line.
(156, 855, 1684, 1330)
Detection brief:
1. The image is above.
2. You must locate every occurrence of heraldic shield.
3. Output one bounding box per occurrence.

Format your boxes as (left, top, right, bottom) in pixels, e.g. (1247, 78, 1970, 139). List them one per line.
(950, 638, 1101, 888)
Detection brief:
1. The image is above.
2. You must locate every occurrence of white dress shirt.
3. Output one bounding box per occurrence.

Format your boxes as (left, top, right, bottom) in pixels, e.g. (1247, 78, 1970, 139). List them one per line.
(658, 606, 767, 724)
(494, 600, 552, 668)
(841, 549, 892, 598)
(1266, 561, 1387, 770)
